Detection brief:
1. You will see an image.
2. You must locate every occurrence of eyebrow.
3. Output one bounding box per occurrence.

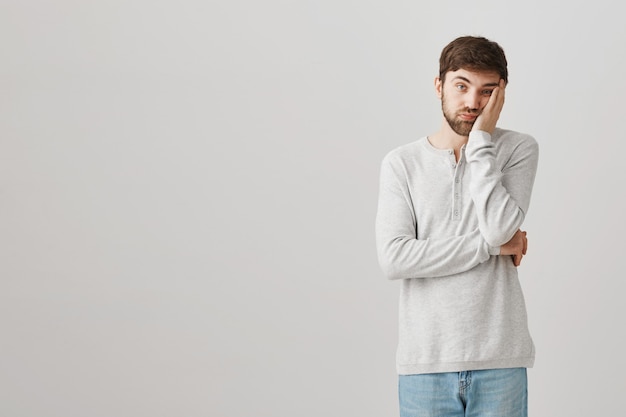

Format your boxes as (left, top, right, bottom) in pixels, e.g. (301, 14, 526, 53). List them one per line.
(452, 76, 499, 88)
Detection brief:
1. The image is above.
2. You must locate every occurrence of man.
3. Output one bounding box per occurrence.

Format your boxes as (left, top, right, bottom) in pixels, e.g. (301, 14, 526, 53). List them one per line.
(375, 36, 539, 416)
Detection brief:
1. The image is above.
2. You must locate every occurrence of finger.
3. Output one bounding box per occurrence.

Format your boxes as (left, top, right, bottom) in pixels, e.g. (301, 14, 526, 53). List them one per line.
(489, 86, 500, 108)
(481, 92, 502, 123)
(479, 89, 495, 115)
(484, 80, 502, 106)
(488, 79, 505, 111)
(487, 80, 502, 100)
(522, 235, 528, 255)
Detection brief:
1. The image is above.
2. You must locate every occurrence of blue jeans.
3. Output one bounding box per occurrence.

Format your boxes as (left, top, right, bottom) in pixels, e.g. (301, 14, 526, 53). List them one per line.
(399, 368, 527, 417)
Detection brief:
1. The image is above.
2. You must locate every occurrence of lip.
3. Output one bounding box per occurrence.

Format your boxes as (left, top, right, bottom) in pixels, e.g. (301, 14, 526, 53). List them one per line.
(459, 114, 478, 121)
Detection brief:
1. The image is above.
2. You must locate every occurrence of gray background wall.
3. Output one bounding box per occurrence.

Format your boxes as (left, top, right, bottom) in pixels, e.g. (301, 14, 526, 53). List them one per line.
(1, 1, 624, 416)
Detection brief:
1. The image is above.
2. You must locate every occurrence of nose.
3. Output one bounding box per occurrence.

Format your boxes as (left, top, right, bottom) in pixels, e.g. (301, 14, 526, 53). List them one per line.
(465, 91, 481, 111)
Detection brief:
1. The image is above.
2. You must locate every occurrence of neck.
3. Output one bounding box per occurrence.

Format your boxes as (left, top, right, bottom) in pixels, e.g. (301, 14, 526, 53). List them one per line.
(428, 120, 468, 161)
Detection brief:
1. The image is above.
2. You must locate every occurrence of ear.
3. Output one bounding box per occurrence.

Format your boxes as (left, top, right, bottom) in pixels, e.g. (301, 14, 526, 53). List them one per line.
(434, 76, 442, 99)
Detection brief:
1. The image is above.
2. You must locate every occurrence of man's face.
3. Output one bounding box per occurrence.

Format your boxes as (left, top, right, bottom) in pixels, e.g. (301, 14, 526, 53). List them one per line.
(437, 69, 502, 136)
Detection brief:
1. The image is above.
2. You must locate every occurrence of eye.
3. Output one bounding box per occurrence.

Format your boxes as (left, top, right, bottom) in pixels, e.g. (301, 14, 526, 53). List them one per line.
(455, 84, 467, 91)
(482, 89, 494, 96)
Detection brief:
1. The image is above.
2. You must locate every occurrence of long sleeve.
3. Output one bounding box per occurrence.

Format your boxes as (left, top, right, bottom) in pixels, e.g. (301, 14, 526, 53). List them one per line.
(465, 129, 539, 247)
(375, 153, 496, 280)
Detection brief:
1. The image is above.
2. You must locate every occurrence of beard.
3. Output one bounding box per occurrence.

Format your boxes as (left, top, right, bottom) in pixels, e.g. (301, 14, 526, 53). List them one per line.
(441, 93, 479, 137)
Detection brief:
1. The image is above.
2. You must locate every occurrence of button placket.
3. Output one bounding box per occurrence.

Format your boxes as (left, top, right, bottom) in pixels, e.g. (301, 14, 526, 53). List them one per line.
(451, 153, 465, 221)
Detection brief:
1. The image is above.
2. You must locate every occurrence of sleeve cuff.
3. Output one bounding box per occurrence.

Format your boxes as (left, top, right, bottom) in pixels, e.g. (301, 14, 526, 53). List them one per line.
(488, 245, 501, 256)
(468, 130, 492, 142)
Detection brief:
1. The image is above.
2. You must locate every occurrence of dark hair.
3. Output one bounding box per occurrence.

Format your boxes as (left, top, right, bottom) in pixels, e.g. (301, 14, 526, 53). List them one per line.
(439, 36, 508, 83)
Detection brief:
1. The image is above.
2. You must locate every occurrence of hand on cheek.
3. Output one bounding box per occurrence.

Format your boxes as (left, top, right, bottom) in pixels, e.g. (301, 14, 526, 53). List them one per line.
(472, 79, 506, 134)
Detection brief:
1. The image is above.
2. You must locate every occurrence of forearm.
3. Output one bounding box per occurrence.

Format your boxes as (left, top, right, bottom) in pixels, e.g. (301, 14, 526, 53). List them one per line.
(465, 130, 539, 247)
(375, 226, 498, 280)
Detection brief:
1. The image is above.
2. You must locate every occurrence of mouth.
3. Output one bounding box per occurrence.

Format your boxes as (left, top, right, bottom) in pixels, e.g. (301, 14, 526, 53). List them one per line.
(459, 113, 478, 121)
